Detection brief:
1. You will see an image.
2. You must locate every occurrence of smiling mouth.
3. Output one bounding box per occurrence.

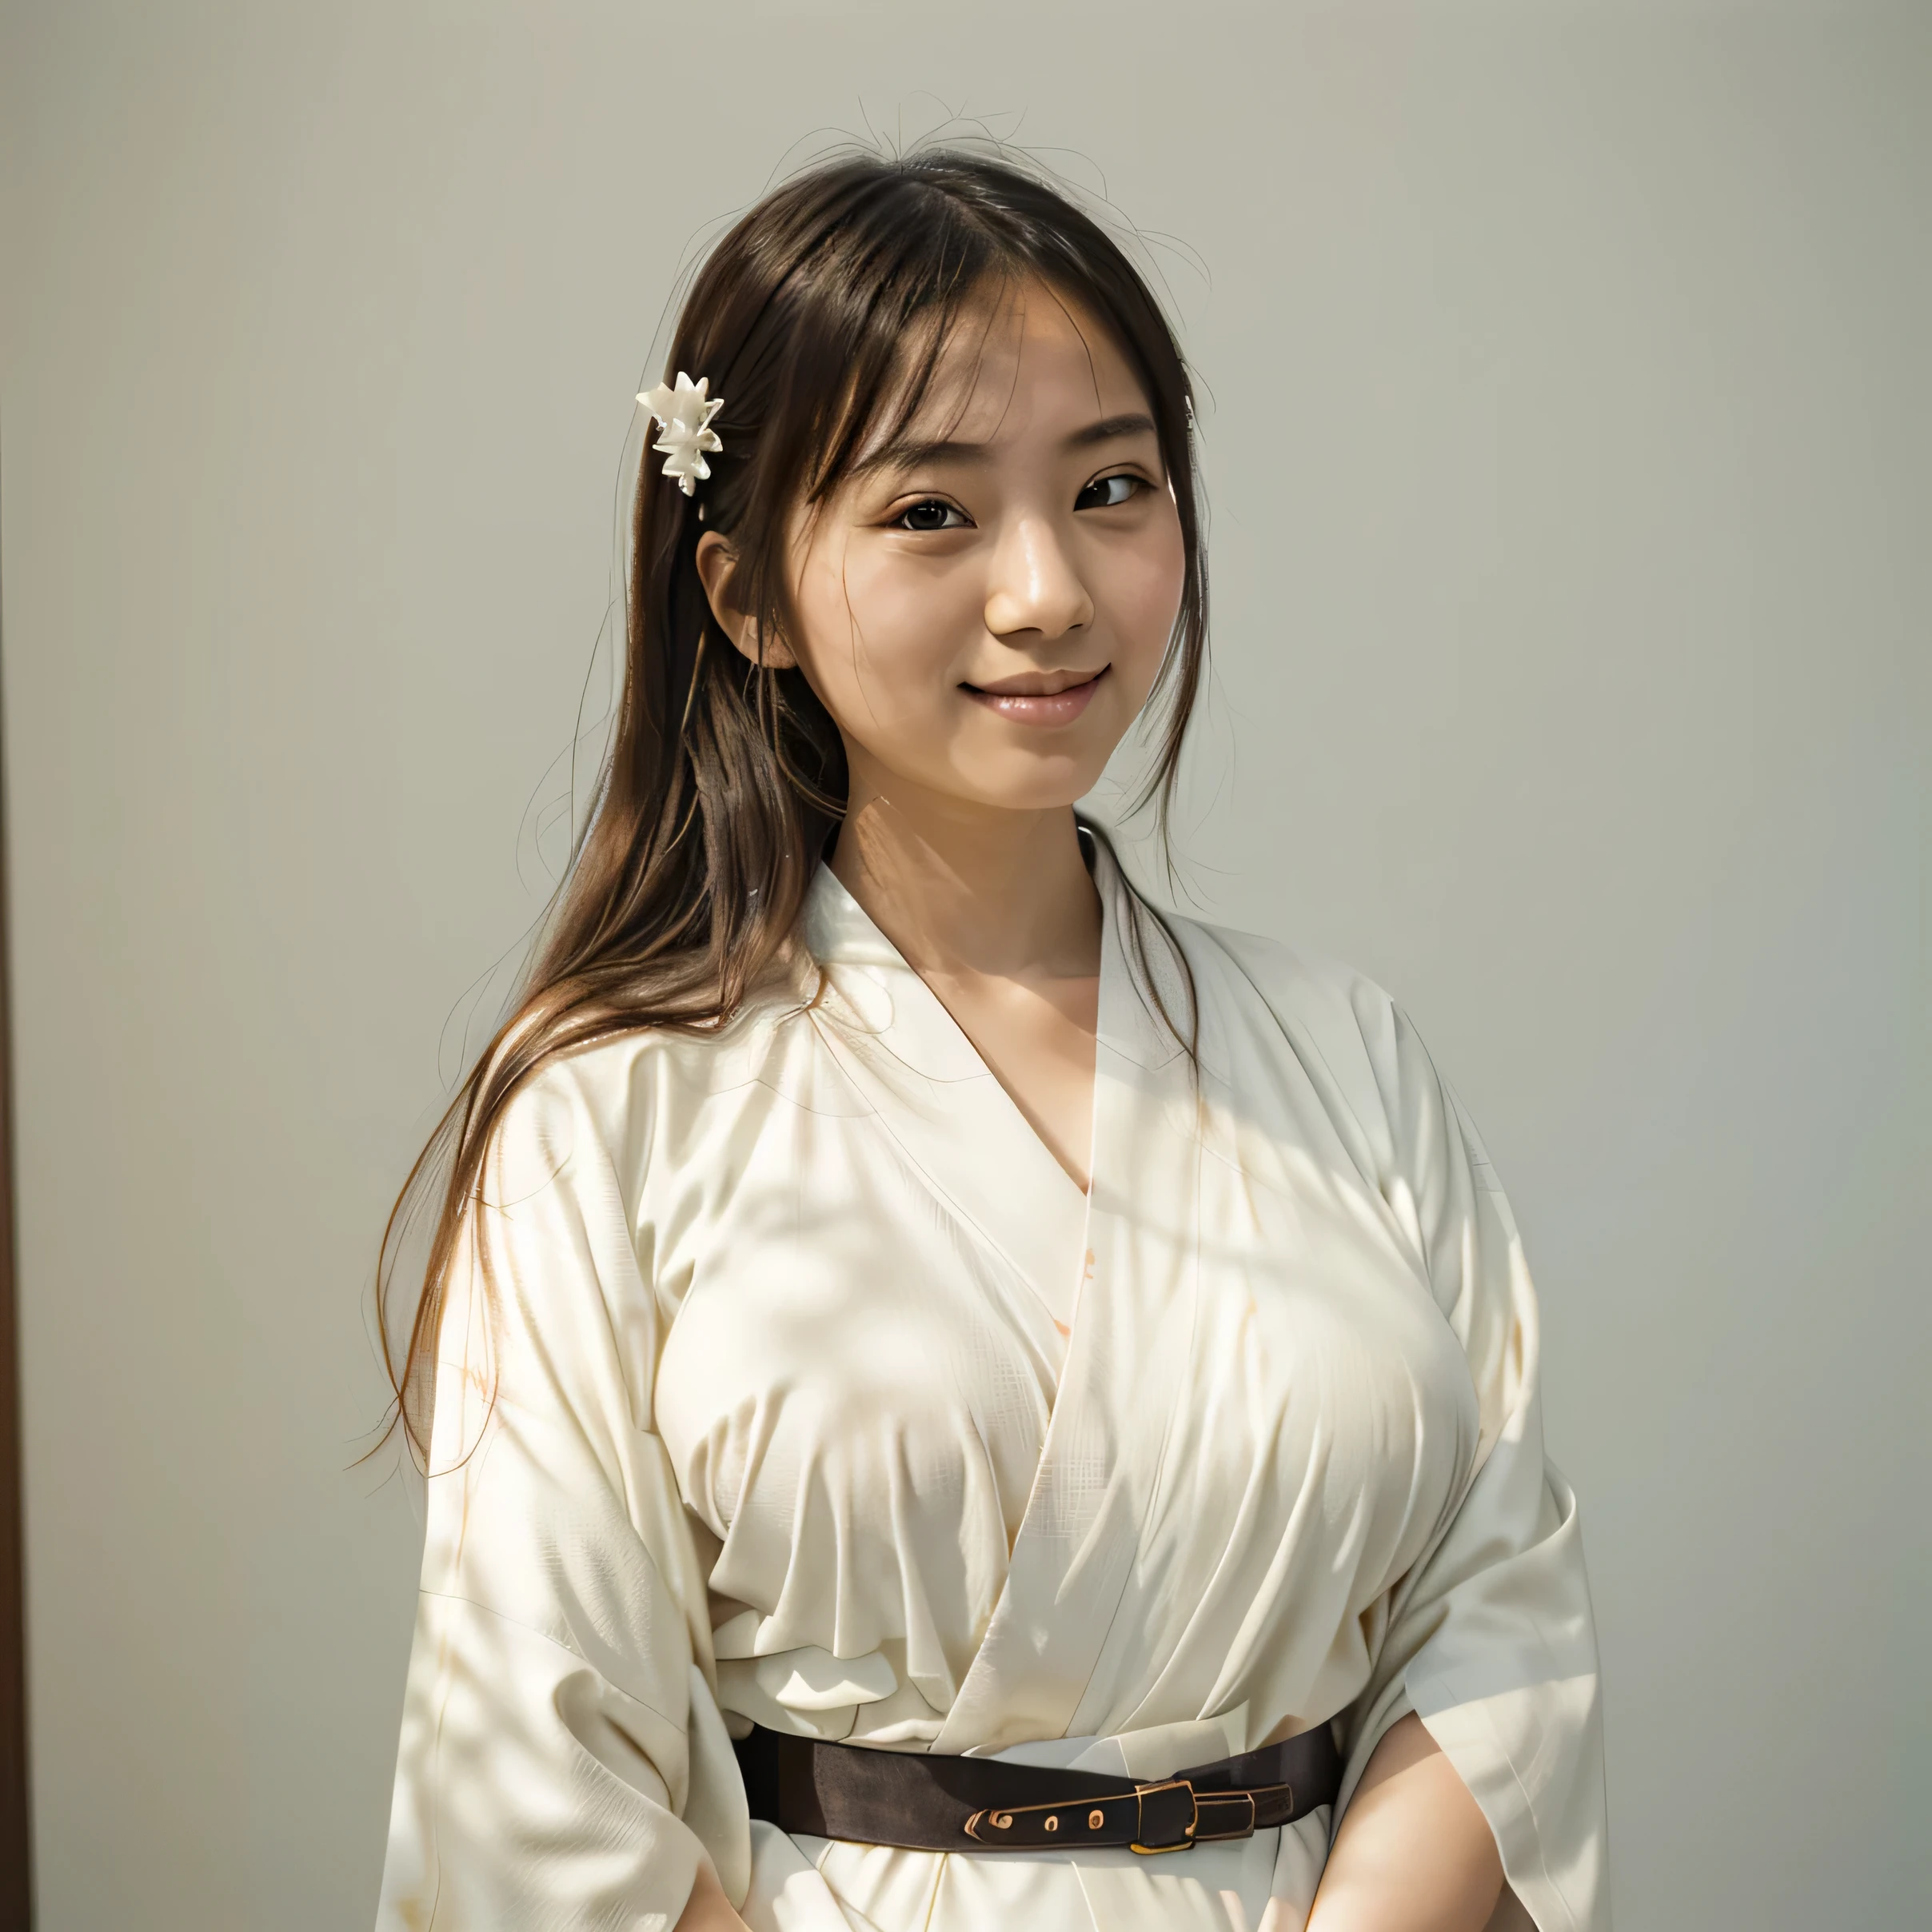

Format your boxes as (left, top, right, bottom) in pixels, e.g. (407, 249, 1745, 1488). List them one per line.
(962, 666, 1109, 726)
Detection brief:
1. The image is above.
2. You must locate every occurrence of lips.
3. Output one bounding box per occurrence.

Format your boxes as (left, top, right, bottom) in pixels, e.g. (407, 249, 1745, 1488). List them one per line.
(963, 667, 1108, 727)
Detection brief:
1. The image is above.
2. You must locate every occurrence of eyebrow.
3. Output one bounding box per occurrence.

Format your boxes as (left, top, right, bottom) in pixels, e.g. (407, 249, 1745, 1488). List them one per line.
(855, 411, 1160, 477)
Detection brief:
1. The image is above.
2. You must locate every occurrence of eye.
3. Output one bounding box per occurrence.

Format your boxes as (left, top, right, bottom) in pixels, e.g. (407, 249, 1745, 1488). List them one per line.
(893, 498, 972, 533)
(1075, 473, 1145, 511)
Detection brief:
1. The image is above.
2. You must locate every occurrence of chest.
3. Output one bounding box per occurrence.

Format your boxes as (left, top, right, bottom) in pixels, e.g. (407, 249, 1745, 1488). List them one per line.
(649, 1077, 1475, 1591)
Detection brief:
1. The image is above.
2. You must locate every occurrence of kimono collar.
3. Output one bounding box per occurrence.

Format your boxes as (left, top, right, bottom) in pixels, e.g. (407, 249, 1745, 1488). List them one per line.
(799, 832, 1184, 1074)
(796, 845, 1104, 1330)
(800, 862, 908, 972)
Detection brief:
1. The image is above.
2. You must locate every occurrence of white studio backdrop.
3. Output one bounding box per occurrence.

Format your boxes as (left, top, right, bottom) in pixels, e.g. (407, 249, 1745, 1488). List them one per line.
(2, 3, 1926, 1926)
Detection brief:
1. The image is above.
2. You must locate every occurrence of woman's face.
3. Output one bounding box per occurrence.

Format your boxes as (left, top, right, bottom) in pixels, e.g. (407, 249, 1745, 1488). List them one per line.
(704, 281, 1187, 819)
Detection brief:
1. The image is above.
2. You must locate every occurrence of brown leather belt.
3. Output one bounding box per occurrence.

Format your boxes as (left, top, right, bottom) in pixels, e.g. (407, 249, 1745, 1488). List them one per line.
(734, 1722, 1343, 1855)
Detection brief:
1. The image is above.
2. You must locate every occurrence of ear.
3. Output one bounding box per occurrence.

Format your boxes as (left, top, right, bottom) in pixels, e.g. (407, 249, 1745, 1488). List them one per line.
(694, 531, 797, 670)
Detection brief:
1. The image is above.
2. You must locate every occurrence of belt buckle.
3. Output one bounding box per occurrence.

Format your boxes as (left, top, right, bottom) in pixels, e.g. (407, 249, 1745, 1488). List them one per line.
(1129, 1778, 1200, 1854)
(1193, 1786, 1282, 1842)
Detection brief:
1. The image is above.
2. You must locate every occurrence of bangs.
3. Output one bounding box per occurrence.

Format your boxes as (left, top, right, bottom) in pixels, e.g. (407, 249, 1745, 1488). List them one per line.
(658, 145, 1207, 826)
(797, 242, 1024, 507)
(775, 176, 1179, 510)
(819, 282, 1013, 493)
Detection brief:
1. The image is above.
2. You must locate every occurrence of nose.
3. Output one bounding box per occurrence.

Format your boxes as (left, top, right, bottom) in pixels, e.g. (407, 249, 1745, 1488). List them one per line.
(983, 512, 1096, 641)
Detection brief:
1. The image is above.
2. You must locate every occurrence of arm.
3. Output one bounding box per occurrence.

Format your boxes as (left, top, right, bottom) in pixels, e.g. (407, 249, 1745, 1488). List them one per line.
(1307, 1714, 1503, 1932)
(677, 1858, 753, 1932)
(1327, 993, 1607, 1932)
(378, 1061, 750, 1929)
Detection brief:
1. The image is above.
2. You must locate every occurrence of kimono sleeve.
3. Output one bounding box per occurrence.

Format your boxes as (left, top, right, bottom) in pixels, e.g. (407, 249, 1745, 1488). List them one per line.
(376, 1056, 748, 1930)
(1340, 996, 1610, 1932)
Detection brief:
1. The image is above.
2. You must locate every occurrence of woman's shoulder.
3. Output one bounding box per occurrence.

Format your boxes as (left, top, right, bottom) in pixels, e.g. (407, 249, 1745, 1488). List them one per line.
(483, 980, 813, 1176)
(1157, 907, 1459, 1150)
(1163, 908, 1405, 1055)
(1169, 912, 1496, 1200)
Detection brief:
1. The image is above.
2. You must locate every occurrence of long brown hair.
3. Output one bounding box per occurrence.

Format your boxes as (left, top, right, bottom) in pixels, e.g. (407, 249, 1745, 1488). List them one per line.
(378, 147, 1210, 1462)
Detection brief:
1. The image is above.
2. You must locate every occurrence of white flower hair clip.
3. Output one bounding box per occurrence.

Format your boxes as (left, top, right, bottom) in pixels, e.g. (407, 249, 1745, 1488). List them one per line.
(637, 370, 724, 497)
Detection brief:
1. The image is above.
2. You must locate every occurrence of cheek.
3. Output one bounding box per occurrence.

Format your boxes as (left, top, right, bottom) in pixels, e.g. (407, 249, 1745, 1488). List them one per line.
(793, 544, 975, 720)
(1105, 517, 1188, 679)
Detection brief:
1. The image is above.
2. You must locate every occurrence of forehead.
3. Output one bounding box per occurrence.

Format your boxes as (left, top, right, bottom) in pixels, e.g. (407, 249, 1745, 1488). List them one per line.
(888, 277, 1151, 446)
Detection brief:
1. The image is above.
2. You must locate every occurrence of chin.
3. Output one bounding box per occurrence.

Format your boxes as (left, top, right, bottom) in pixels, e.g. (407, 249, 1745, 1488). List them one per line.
(961, 766, 1107, 815)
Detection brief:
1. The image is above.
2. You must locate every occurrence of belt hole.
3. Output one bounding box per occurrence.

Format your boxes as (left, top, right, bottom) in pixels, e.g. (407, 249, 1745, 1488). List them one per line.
(1088, 1810, 1105, 1829)
(1044, 1815, 1060, 1833)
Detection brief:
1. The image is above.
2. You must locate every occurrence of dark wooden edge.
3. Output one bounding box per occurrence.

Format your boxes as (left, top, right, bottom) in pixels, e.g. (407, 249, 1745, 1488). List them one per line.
(0, 448, 34, 1921)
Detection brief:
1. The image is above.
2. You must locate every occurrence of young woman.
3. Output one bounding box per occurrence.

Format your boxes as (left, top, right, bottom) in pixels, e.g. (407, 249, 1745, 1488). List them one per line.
(377, 151, 1607, 1932)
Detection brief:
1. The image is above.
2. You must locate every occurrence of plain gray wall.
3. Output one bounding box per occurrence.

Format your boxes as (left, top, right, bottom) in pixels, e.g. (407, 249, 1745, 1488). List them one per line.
(2, 2, 1926, 1926)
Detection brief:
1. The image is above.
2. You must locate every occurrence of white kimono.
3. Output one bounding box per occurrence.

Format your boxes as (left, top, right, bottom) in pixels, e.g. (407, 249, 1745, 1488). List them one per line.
(378, 843, 1607, 1931)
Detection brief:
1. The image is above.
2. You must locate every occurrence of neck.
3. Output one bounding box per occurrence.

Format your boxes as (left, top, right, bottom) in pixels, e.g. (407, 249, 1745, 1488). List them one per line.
(828, 769, 1100, 980)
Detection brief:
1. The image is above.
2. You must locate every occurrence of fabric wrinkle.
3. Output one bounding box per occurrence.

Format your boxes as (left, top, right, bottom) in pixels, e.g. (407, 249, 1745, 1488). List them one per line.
(377, 849, 1607, 1930)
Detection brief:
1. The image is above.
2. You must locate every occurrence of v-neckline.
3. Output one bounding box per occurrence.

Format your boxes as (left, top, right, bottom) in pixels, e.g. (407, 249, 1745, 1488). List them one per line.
(802, 861, 1099, 1334)
(928, 846, 1203, 1756)
(805, 844, 1204, 1754)
(812, 861, 1100, 1202)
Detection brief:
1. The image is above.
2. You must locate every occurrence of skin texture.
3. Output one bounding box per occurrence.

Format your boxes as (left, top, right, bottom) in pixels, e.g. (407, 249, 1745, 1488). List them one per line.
(1305, 1714, 1508, 1931)
(681, 282, 1509, 1932)
(699, 280, 1180, 1189)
